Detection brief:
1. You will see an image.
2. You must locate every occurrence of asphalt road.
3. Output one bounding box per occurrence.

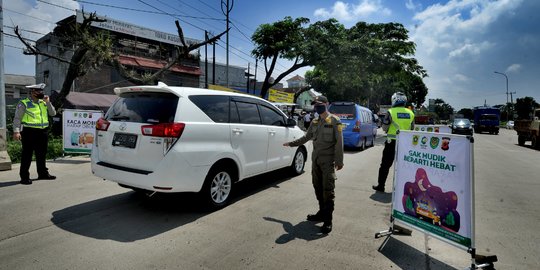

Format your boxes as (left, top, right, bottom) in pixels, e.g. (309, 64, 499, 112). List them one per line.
(0, 128, 538, 269)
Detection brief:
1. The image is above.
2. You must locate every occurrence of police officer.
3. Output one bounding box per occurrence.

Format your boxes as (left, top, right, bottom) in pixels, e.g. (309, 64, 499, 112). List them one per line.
(283, 95, 344, 234)
(372, 92, 414, 192)
(13, 83, 57, 185)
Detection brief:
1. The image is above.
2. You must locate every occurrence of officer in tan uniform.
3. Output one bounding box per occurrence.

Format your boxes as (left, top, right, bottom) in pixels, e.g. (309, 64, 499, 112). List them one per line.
(283, 95, 344, 234)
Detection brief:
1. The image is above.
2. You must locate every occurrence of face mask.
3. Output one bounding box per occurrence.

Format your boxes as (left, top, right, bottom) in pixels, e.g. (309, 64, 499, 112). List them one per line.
(314, 104, 326, 114)
(35, 93, 45, 99)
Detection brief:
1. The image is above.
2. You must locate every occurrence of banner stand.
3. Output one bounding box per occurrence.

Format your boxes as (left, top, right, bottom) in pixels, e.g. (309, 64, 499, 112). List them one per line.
(374, 131, 497, 269)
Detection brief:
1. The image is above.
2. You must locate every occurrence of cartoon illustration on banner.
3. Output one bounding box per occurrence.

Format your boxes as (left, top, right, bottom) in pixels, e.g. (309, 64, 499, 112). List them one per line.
(63, 109, 102, 153)
(393, 130, 472, 248)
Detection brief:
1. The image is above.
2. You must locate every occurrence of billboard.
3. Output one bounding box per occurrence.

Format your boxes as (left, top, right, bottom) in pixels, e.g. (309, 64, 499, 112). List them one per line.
(268, 89, 294, 103)
(392, 130, 473, 249)
(62, 110, 102, 154)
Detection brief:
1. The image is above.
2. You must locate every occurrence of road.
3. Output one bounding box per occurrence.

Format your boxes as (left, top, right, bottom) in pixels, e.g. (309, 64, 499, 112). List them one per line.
(0, 128, 538, 269)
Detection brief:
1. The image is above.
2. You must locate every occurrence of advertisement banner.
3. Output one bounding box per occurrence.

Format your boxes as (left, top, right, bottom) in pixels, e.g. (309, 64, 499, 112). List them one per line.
(268, 89, 294, 103)
(414, 125, 452, 134)
(392, 130, 473, 249)
(62, 110, 103, 154)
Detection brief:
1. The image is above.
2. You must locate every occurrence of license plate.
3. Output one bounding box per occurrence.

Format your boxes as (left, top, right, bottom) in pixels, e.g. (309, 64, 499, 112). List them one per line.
(112, 133, 137, 148)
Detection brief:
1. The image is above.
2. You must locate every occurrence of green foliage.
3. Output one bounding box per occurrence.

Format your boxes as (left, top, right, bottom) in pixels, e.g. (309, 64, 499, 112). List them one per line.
(7, 136, 65, 164)
(432, 99, 454, 120)
(515, 97, 539, 120)
(457, 108, 474, 119)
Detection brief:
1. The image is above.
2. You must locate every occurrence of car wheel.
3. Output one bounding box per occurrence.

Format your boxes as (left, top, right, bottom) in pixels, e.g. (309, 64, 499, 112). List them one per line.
(290, 148, 306, 175)
(518, 135, 525, 146)
(201, 166, 234, 209)
(360, 138, 366, 151)
(532, 136, 539, 150)
(369, 136, 374, 147)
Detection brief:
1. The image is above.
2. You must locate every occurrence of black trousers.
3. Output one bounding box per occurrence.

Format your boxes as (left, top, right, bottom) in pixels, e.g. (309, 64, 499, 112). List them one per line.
(377, 140, 396, 187)
(312, 160, 336, 222)
(20, 127, 49, 180)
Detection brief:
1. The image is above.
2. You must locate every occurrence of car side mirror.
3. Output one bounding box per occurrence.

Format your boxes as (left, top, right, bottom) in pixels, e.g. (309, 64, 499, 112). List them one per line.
(286, 118, 297, 127)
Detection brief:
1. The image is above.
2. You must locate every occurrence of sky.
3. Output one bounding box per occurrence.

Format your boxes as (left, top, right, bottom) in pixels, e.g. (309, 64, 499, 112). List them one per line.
(3, 0, 540, 110)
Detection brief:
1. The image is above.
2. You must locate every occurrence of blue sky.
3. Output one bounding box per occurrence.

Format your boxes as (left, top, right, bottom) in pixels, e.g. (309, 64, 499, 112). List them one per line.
(3, 0, 540, 110)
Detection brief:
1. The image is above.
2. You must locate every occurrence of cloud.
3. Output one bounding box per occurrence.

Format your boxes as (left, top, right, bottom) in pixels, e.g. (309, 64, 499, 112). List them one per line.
(506, 64, 521, 73)
(314, 0, 391, 21)
(405, 0, 421, 12)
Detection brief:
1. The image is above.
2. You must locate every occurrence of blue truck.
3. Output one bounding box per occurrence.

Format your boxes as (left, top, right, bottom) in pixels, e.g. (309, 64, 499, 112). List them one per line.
(473, 106, 500, 134)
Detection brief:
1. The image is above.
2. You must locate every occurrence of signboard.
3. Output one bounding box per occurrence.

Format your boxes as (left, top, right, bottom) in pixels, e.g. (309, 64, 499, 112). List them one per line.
(76, 10, 200, 47)
(414, 125, 452, 134)
(268, 89, 294, 103)
(392, 130, 473, 249)
(62, 109, 103, 154)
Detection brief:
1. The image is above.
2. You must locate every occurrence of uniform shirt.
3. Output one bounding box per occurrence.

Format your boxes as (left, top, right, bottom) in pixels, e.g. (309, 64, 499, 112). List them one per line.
(13, 98, 56, 133)
(289, 113, 344, 166)
(381, 106, 414, 136)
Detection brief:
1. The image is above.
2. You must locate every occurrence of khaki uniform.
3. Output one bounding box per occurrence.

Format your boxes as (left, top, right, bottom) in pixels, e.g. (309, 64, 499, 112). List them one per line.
(289, 113, 344, 222)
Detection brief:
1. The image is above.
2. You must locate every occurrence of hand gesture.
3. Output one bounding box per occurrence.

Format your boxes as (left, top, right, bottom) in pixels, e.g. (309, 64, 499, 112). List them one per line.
(13, 132, 21, 141)
(43, 95, 50, 103)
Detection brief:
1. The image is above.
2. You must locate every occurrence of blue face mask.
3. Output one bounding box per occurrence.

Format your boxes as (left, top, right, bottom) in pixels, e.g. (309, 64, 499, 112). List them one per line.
(314, 104, 326, 114)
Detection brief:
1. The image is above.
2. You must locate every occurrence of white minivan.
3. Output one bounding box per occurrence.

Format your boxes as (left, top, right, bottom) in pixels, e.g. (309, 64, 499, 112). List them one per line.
(91, 83, 307, 208)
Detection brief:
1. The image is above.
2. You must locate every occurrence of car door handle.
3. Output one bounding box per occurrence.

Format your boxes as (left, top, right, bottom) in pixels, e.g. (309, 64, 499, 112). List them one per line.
(232, 128, 244, 134)
(269, 130, 276, 136)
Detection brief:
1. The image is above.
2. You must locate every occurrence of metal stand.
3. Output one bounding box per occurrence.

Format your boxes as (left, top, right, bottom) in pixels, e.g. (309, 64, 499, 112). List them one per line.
(467, 248, 498, 269)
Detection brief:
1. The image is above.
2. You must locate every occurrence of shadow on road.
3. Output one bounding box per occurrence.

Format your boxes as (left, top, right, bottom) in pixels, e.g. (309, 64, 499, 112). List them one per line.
(49, 157, 91, 164)
(378, 236, 458, 270)
(369, 191, 392, 203)
(263, 217, 327, 244)
(50, 168, 297, 242)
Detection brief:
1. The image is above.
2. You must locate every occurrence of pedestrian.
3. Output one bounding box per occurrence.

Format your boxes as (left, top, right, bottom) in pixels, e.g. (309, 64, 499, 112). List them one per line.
(12, 83, 57, 185)
(372, 92, 414, 192)
(283, 95, 344, 234)
(303, 111, 312, 130)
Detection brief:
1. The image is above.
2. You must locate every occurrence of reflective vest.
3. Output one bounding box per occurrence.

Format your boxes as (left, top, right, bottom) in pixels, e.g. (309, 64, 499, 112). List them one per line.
(20, 98, 49, 129)
(387, 107, 414, 140)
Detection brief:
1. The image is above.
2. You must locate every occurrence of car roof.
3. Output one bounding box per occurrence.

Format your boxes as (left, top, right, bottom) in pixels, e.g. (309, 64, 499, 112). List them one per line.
(114, 82, 270, 103)
(330, 102, 371, 111)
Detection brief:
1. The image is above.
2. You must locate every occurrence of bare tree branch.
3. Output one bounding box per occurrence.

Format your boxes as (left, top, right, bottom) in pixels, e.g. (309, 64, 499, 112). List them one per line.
(14, 26, 71, 64)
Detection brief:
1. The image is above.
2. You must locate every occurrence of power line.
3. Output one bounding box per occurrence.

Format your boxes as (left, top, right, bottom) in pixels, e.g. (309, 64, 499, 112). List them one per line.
(3, 7, 57, 24)
(37, 0, 73, 11)
(137, 0, 206, 32)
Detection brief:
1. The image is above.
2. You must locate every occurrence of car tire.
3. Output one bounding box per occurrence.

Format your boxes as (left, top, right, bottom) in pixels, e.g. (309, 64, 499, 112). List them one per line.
(360, 138, 366, 151)
(369, 136, 374, 147)
(290, 148, 306, 176)
(518, 135, 525, 146)
(201, 165, 235, 209)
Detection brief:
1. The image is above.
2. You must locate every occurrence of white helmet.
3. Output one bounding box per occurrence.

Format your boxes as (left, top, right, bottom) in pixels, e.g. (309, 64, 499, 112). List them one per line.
(391, 92, 407, 107)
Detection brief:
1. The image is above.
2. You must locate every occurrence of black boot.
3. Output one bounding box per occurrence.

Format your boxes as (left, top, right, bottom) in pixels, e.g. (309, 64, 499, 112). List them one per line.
(20, 179, 32, 185)
(307, 211, 324, 222)
(321, 221, 332, 234)
(372, 185, 384, 192)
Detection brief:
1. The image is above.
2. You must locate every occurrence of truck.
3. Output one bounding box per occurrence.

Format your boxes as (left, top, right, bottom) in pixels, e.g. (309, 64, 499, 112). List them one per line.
(473, 106, 500, 134)
(515, 108, 540, 149)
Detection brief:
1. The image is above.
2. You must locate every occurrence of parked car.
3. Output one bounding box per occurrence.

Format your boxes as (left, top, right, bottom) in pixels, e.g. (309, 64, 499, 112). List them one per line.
(328, 102, 377, 150)
(506, 120, 514, 129)
(91, 83, 307, 208)
(451, 118, 473, 135)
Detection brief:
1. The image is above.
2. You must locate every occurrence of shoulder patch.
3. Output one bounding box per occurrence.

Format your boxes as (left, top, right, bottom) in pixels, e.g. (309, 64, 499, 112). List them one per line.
(337, 123, 343, 132)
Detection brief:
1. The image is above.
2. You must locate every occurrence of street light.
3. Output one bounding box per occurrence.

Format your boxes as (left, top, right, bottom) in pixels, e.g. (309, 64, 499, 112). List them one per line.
(494, 71, 510, 121)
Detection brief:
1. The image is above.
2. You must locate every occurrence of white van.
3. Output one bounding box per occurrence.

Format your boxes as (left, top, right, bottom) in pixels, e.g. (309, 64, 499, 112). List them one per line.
(91, 83, 307, 208)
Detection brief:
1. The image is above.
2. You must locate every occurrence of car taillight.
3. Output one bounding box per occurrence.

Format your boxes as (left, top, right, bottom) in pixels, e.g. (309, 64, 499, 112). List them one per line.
(96, 117, 110, 131)
(353, 120, 361, 132)
(141, 122, 185, 138)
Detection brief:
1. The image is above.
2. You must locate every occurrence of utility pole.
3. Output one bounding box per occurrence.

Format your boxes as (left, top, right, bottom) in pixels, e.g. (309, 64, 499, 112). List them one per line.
(221, 0, 233, 87)
(204, 31, 208, 89)
(0, 0, 12, 170)
(510, 91, 516, 120)
(253, 60, 258, 95)
(212, 40, 216, 86)
(246, 62, 250, 94)
(494, 71, 509, 122)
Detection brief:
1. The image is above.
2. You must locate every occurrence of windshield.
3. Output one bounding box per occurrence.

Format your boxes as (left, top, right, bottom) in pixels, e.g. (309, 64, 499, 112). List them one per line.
(480, 114, 498, 120)
(454, 118, 470, 125)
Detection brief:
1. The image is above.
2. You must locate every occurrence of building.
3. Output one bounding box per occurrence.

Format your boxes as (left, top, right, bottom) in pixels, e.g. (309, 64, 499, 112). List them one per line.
(35, 10, 204, 96)
(286, 74, 307, 89)
(199, 61, 248, 89)
(3, 74, 35, 105)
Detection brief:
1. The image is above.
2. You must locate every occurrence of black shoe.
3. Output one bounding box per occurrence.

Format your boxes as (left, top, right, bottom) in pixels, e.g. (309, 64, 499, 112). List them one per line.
(38, 174, 56, 180)
(307, 213, 325, 222)
(20, 179, 32, 185)
(321, 222, 332, 234)
(372, 185, 384, 192)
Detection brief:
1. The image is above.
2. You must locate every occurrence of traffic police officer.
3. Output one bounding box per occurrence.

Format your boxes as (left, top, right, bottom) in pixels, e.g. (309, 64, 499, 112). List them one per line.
(283, 95, 344, 234)
(13, 83, 57, 185)
(372, 92, 414, 192)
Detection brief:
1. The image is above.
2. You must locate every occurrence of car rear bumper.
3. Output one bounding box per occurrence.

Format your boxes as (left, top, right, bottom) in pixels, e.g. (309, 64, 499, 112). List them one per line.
(91, 149, 210, 193)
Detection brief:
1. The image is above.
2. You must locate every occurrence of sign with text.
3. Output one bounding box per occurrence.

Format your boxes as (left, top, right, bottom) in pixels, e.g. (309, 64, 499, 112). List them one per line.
(62, 110, 102, 154)
(392, 130, 473, 249)
(268, 89, 294, 103)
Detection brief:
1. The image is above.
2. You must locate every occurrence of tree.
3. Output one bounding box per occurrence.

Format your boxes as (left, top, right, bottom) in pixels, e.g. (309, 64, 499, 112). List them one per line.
(433, 99, 454, 120)
(515, 97, 539, 120)
(251, 17, 345, 99)
(457, 108, 473, 119)
(15, 11, 226, 109)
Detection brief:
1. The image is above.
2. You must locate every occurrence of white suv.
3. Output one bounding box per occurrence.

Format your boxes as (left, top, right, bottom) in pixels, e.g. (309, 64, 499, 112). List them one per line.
(91, 83, 307, 208)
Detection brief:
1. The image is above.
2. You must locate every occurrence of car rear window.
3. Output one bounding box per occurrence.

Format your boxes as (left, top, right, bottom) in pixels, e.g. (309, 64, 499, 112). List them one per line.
(329, 105, 356, 120)
(189, 95, 230, 123)
(105, 92, 178, 123)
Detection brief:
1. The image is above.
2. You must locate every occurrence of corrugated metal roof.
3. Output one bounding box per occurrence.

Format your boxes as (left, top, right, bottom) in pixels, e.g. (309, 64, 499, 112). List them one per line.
(4, 74, 35, 86)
